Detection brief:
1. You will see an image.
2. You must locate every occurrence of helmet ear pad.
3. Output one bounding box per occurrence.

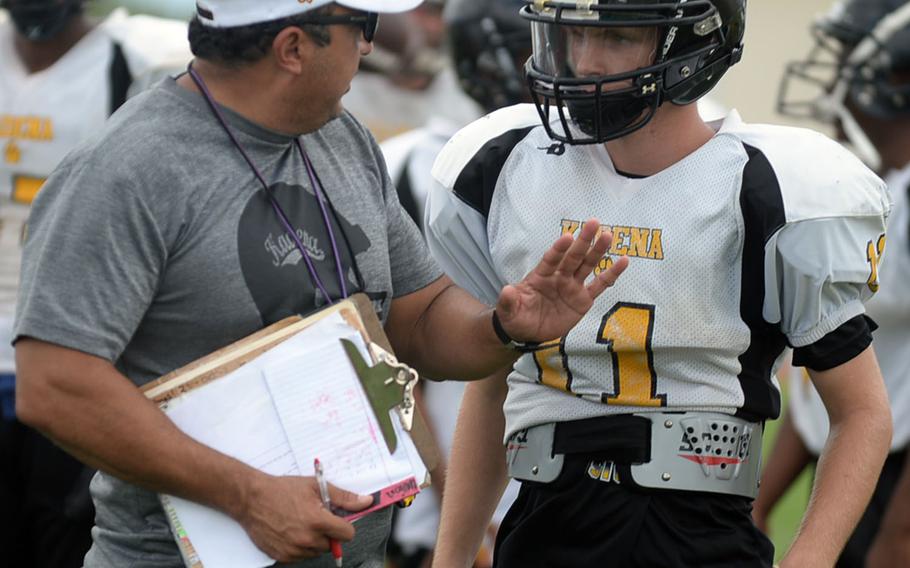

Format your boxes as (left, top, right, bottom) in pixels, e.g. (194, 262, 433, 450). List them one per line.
(663, 0, 746, 105)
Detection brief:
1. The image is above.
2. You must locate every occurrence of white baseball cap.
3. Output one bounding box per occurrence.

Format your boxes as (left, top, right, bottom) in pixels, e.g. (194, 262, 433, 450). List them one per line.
(195, 0, 424, 28)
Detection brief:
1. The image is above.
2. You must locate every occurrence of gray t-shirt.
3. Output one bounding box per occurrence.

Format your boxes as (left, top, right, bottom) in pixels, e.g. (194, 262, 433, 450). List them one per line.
(15, 77, 442, 567)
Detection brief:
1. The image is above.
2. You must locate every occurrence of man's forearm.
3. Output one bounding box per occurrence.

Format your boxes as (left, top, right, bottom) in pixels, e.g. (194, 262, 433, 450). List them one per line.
(782, 348, 892, 567)
(387, 278, 518, 380)
(15, 339, 259, 520)
(434, 371, 511, 568)
(753, 412, 813, 528)
(784, 413, 890, 565)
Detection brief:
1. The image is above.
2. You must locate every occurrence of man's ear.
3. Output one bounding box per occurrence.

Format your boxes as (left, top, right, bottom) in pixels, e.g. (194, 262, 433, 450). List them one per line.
(272, 26, 316, 75)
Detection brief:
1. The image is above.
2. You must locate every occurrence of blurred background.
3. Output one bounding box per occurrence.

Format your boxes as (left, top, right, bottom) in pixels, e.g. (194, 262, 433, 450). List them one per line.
(90, 0, 837, 134)
(75, 0, 837, 562)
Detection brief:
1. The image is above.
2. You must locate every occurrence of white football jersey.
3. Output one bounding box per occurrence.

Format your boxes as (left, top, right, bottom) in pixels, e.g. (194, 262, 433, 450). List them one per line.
(790, 163, 910, 453)
(0, 10, 191, 372)
(426, 105, 890, 440)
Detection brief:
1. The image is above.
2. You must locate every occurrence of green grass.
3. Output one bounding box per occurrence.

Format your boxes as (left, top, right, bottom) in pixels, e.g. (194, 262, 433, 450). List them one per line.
(761, 391, 812, 563)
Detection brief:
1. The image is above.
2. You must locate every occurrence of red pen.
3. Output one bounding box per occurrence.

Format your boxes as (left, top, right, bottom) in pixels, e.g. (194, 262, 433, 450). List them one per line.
(314, 458, 343, 567)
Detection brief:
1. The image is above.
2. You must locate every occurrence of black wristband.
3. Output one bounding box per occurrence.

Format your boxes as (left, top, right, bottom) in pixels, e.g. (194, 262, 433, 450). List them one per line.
(491, 310, 552, 353)
(491, 309, 513, 345)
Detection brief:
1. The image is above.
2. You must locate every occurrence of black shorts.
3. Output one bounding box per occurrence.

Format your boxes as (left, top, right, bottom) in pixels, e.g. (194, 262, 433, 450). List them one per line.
(493, 455, 774, 568)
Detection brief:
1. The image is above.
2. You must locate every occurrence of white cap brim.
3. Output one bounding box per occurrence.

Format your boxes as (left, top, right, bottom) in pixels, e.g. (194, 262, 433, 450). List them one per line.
(337, 0, 423, 14)
(196, 0, 424, 28)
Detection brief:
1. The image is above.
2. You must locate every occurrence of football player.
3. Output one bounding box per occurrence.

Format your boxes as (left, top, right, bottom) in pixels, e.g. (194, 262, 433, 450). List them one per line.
(755, 1, 910, 566)
(0, 1, 190, 565)
(426, 1, 893, 566)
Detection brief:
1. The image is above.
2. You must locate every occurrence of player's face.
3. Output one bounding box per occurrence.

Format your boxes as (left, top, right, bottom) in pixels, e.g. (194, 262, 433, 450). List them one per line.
(567, 25, 657, 89)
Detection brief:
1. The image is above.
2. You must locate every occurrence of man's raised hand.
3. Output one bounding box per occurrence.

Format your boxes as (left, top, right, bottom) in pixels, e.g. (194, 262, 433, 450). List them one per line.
(495, 218, 628, 344)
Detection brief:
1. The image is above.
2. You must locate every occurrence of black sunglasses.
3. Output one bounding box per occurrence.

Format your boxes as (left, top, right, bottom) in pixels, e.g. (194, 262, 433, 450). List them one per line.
(298, 12, 379, 42)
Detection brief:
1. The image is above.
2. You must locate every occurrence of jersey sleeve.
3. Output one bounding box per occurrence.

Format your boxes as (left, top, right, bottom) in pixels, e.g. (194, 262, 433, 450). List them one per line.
(425, 105, 541, 305)
(425, 179, 504, 305)
(14, 151, 167, 362)
(748, 127, 892, 357)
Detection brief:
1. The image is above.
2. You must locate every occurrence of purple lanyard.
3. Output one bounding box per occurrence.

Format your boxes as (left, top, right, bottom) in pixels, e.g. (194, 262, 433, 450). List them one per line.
(187, 64, 348, 302)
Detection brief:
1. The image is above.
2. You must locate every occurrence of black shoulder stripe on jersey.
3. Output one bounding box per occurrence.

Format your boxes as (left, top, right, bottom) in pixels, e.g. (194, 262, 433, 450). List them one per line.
(452, 126, 536, 217)
(109, 42, 133, 116)
(736, 143, 787, 422)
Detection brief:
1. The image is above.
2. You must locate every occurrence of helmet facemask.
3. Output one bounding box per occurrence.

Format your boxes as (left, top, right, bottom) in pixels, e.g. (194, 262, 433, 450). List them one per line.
(521, 0, 734, 145)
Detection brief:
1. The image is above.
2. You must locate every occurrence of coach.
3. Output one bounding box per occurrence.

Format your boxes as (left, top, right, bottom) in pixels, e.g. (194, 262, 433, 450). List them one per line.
(11, 0, 625, 566)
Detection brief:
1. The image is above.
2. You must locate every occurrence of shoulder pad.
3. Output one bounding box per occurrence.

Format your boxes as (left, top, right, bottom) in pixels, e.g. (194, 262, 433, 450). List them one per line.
(720, 113, 889, 223)
(431, 104, 541, 191)
(101, 10, 192, 79)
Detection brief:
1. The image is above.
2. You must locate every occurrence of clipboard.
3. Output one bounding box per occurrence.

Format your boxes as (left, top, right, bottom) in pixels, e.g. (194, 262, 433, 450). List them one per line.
(141, 294, 440, 567)
(143, 293, 439, 470)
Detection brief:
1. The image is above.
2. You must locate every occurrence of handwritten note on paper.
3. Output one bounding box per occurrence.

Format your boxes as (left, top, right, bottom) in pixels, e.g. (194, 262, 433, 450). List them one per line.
(158, 311, 426, 568)
(261, 315, 425, 494)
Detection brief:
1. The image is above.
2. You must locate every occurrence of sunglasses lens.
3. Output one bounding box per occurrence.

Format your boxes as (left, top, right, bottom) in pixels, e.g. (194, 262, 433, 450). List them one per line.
(364, 12, 378, 42)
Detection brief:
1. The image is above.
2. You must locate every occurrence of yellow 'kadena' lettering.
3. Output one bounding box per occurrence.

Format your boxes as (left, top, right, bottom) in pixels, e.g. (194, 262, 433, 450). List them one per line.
(559, 219, 664, 261)
(627, 227, 650, 257)
(0, 115, 54, 141)
(597, 303, 666, 407)
(866, 234, 886, 292)
(646, 229, 663, 260)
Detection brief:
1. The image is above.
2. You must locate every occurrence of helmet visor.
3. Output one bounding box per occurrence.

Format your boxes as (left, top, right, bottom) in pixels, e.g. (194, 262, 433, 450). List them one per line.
(531, 20, 659, 81)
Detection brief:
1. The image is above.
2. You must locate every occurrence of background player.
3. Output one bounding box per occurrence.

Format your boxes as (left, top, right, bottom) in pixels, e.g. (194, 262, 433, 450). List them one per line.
(0, 1, 190, 565)
(755, 1, 910, 566)
(427, 1, 892, 566)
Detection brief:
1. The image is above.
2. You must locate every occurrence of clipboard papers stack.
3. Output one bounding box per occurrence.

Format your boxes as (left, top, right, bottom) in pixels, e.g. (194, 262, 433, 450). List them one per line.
(142, 294, 439, 568)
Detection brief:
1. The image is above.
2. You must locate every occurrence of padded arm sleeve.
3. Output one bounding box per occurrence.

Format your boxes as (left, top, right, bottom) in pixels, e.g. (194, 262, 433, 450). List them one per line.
(763, 214, 888, 348)
(424, 180, 505, 306)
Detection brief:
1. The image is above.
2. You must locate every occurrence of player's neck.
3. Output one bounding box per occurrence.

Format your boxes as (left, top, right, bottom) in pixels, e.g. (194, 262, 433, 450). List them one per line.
(177, 59, 324, 137)
(604, 104, 715, 177)
(14, 18, 94, 74)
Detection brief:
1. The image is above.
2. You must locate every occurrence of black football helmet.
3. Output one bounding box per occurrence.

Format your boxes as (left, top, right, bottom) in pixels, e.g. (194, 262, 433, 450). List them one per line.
(520, 0, 745, 145)
(778, 0, 910, 170)
(445, 0, 533, 112)
(1, 0, 85, 41)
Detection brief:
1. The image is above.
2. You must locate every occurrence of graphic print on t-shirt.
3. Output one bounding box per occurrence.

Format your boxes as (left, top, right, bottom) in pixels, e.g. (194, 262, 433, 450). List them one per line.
(238, 182, 370, 322)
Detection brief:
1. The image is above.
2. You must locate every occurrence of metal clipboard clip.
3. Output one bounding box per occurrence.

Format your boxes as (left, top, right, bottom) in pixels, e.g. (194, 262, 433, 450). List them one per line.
(340, 339, 419, 454)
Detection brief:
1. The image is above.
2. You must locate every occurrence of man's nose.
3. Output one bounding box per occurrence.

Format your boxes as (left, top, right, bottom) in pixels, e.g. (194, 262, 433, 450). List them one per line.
(359, 36, 373, 57)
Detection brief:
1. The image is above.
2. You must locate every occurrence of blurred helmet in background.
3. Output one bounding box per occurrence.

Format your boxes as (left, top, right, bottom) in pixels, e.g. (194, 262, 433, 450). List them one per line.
(1, 0, 85, 41)
(778, 0, 910, 169)
(444, 0, 532, 112)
